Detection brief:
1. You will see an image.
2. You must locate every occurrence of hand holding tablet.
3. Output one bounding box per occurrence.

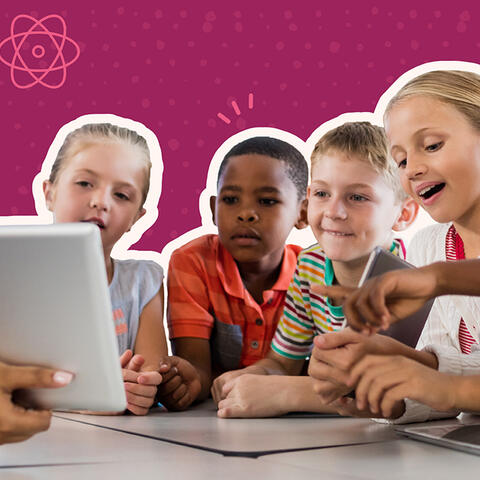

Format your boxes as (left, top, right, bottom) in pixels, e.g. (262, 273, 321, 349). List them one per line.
(0, 361, 73, 445)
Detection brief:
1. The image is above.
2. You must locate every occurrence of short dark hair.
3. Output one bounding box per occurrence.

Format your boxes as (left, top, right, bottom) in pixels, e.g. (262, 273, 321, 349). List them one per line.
(217, 136, 308, 199)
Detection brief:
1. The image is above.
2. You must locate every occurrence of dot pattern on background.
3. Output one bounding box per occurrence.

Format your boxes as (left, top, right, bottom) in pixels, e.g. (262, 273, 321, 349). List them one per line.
(0, 2, 479, 250)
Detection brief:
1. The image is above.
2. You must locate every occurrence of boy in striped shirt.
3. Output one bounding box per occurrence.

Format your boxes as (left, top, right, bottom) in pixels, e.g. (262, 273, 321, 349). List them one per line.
(212, 122, 418, 417)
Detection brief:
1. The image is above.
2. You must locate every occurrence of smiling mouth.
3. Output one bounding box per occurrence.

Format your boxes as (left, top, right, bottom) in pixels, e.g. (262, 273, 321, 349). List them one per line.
(417, 183, 446, 200)
(323, 229, 353, 237)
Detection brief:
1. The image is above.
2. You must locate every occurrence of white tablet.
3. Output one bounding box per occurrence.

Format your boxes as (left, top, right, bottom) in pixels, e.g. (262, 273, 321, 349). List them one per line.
(0, 223, 126, 412)
(396, 420, 480, 456)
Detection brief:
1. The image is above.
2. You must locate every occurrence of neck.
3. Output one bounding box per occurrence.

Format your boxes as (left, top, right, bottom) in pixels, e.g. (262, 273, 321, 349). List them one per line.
(237, 254, 283, 284)
(331, 254, 371, 289)
(453, 221, 480, 259)
(454, 200, 480, 258)
(236, 250, 284, 304)
(331, 237, 394, 288)
(104, 249, 114, 284)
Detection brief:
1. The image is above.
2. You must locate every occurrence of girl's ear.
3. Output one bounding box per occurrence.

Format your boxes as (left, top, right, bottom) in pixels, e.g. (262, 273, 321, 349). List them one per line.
(135, 207, 146, 223)
(127, 207, 146, 232)
(295, 198, 309, 230)
(210, 195, 217, 226)
(43, 180, 55, 211)
(392, 197, 419, 232)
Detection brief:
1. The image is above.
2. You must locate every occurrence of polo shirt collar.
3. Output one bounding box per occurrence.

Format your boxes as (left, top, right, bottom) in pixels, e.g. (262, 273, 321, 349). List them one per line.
(215, 242, 296, 299)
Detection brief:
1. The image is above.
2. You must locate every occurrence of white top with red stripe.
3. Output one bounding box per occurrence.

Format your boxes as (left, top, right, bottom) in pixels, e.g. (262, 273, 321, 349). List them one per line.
(445, 224, 478, 354)
(385, 222, 480, 424)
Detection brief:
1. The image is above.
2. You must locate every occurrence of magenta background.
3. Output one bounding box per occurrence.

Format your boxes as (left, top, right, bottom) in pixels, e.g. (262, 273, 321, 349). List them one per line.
(0, 2, 479, 252)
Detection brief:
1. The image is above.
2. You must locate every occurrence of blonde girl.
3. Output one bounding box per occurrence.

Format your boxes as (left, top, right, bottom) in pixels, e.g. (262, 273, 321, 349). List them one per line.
(43, 123, 168, 415)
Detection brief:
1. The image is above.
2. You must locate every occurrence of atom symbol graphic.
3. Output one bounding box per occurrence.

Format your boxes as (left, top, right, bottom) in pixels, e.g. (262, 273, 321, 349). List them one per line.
(0, 14, 80, 89)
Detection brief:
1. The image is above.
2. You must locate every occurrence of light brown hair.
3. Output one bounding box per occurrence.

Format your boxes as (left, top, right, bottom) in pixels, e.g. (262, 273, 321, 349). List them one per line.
(311, 121, 405, 201)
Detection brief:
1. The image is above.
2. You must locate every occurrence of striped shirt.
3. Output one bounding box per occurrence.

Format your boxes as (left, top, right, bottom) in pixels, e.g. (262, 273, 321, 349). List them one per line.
(445, 225, 478, 354)
(271, 239, 405, 360)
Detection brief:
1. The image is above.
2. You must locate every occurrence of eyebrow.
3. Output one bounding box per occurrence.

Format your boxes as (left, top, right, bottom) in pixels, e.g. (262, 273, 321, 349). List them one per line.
(73, 169, 137, 190)
(390, 127, 442, 151)
(220, 185, 282, 194)
(311, 180, 374, 191)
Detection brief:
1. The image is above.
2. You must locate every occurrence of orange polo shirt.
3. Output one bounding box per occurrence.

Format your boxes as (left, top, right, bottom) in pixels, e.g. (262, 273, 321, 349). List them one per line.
(167, 234, 301, 369)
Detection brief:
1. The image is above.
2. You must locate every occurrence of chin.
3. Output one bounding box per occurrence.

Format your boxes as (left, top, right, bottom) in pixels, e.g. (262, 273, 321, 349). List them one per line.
(423, 206, 456, 224)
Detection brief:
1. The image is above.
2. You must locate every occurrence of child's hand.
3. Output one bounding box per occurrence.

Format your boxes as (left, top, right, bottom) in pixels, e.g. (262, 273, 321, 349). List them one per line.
(156, 356, 201, 411)
(312, 267, 437, 333)
(308, 329, 397, 403)
(120, 350, 162, 416)
(217, 374, 289, 418)
(211, 366, 265, 405)
(331, 395, 405, 420)
(0, 361, 73, 444)
(349, 355, 457, 417)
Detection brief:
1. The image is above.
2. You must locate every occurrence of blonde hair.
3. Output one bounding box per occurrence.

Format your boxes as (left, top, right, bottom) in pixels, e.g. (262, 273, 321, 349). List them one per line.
(311, 121, 406, 201)
(49, 123, 151, 206)
(385, 70, 480, 131)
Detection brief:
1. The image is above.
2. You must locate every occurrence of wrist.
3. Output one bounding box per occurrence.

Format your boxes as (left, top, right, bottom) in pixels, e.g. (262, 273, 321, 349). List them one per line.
(429, 262, 449, 297)
(244, 364, 269, 376)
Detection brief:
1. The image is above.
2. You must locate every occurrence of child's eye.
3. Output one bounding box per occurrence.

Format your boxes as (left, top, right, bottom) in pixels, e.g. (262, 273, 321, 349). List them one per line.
(221, 196, 238, 205)
(314, 191, 329, 198)
(115, 192, 129, 201)
(397, 159, 407, 169)
(259, 198, 278, 206)
(350, 194, 368, 202)
(425, 142, 443, 152)
(76, 181, 92, 188)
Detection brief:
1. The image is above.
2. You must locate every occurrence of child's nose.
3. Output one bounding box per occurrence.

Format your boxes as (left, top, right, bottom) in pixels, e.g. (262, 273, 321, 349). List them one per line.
(89, 190, 109, 211)
(325, 199, 347, 220)
(237, 208, 259, 223)
(405, 153, 427, 180)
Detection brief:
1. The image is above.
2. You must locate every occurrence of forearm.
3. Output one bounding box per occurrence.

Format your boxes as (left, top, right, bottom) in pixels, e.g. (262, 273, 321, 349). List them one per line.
(283, 376, 338, 413)
(429, 261, 480, 297)
(249, 357, 291, 376)
(382, 337, 439, 369)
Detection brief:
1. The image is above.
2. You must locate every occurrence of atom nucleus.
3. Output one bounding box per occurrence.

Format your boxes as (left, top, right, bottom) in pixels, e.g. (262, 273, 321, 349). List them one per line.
(0, 14, 80, 89)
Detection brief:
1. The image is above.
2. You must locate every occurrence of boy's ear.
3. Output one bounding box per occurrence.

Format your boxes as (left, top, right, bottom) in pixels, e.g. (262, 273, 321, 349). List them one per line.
(209, 195, 217, 226)
(392, 197, 419, 232)
(295, 198, 309, 230)
(43, 180, 54, 211)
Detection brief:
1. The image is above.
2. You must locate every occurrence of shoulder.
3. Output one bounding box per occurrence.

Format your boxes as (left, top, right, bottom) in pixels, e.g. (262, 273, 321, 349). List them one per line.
(298, 243, 326, 263)
(114, 258, 163, 284)
(407, 223, 449, 265)
(295, 243, 327, 277)
(171, 234, 218, 260)
(285, 243, 303, 257)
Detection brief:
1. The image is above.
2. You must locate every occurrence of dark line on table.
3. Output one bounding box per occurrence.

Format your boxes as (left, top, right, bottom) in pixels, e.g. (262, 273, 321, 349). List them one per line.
(53, 414, 391, 459)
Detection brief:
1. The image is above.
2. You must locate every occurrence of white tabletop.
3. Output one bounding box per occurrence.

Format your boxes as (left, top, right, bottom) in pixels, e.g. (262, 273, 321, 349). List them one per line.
(2, 404, 479, 479)
(54, 401, 397, 456)
(261, 438, 480, 480)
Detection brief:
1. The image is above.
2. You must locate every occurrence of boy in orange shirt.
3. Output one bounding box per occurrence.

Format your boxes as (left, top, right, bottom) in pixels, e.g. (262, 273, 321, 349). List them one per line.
(159, 137, 308, 410)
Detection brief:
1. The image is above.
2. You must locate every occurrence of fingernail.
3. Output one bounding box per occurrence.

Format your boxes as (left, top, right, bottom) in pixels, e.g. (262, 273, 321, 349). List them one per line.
(53, 371, 73, 385)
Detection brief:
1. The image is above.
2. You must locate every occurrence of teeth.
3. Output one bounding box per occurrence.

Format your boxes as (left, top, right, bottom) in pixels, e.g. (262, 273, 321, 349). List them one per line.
(418, 185, 435, 196)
